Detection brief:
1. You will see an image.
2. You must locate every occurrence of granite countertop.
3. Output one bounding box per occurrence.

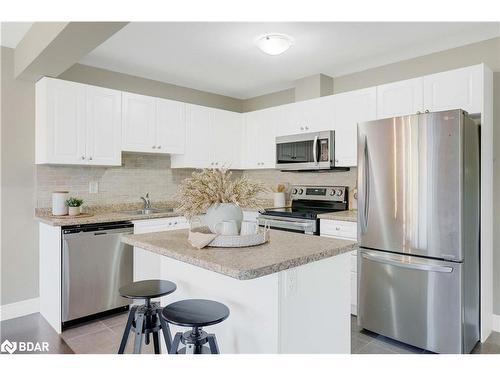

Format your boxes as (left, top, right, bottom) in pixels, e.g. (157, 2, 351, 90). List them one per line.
(317, 210, 358, 222)
(122, 229, 356, 280)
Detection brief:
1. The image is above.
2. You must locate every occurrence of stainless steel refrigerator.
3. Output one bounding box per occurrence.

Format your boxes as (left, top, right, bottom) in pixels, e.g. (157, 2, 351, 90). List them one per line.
(357, 109, 480, 354)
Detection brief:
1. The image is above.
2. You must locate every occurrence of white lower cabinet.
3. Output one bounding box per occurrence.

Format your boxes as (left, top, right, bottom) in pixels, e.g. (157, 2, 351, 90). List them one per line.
(320, 219, 358, 315)
(133, 217, 188, 282)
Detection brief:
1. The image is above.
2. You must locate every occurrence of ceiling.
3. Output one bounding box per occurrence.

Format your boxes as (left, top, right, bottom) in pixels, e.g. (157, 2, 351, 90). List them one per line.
(1, 22, 33, 48)
(2, 22, 499, 99)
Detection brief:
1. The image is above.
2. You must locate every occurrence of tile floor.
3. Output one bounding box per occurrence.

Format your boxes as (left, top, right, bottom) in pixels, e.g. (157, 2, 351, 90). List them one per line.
(2, 312, 500, 354)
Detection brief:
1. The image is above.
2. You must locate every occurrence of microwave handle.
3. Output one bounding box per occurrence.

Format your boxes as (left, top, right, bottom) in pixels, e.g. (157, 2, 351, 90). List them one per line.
(313, 135, 318, 164)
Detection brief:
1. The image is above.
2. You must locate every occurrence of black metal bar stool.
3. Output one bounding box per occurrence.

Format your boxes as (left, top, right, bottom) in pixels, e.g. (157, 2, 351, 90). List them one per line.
(118, 279, 176, 354)
(162, 299, 230, 354)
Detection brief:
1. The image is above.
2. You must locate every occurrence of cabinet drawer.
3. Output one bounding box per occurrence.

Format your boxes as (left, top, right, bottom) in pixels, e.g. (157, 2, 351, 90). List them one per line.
(320, 219, 357, 240)
(133, 216, 187, 234)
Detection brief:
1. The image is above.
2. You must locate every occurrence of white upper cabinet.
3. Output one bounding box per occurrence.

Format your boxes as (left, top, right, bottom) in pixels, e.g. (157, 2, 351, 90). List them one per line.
(243, 106, 280, 169)
(278, 96, 334, 136)
(85, 86, 122, 165)
(211, 109, 242, 169)
(423, 64, 482, 114)
(170, 104, 243, 169)
(155, 98, 186, 154)
(121, 92, 156, 153)
(122, 93, 187, 154)
(332, 87, 377, 167)
(376, 77, 424, 119)
(36, 77, 121, 166)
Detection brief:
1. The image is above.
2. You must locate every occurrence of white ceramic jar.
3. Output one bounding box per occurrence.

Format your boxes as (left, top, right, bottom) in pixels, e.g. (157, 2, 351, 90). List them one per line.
(52, 191, 69, 216)
(273, 192, 286, 208)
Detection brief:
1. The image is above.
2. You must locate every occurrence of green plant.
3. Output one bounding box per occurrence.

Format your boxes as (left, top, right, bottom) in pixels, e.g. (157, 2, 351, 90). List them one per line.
(66, 197, 84, 207)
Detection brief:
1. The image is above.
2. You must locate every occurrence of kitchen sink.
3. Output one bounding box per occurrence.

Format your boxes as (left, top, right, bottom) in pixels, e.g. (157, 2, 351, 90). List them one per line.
(120, 208, 174, 215)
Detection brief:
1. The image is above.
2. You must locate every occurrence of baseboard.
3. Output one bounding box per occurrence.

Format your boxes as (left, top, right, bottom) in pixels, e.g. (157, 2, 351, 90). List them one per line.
(0, 298, 39, 321)
(492, 314, 500, 333)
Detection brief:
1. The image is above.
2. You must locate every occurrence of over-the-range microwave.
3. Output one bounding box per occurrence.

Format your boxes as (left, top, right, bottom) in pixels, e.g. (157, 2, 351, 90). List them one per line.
(275, 130, 347, 171)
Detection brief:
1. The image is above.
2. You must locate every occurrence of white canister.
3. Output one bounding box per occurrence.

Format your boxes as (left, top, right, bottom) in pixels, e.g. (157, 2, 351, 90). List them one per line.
(273, 192, 286, 208)
(52, 191, 69, 216)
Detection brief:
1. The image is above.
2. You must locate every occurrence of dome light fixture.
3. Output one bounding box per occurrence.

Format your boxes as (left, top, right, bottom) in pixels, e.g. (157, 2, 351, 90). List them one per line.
(256, 33, 294, 56)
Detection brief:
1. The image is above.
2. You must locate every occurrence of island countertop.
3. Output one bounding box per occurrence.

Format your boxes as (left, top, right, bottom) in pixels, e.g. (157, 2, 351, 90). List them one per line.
(122, 229, 356, 280)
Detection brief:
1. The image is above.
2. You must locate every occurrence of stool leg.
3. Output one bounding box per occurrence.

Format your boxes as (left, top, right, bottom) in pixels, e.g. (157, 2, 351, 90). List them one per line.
(118, 305, 137, 354)
(169, 332, 182, 354)
(152, 331, 160, 354)
(157, 309, 173, 353)
(133, 312, 145, 354)
(207, 334, 220, 354)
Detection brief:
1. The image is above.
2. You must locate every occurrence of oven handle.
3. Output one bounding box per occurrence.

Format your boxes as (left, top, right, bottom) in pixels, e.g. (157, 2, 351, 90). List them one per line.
(258, 217, 315, 233)
(313, 135, 318, 164)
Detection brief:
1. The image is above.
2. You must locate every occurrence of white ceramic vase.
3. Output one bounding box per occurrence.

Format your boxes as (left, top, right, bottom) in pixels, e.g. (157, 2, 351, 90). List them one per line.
(52, 191, 69, 216)
(273, 192, 286, 208)
(204, 203, 243, 234)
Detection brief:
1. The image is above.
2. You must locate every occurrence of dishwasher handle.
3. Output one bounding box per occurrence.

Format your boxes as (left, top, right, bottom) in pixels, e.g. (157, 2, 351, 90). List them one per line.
(63, 226, 134, 238)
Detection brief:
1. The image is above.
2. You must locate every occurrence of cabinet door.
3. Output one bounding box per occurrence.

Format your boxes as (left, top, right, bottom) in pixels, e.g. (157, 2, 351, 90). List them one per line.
(279, 102, 305, 136)
(377, 77, 424, 119)
(423, 65, 482, 114)
(259, 107, 280, 168)
(333, 87, 376, 167)
(183, 104, 212, 168)
(44, 79, 86, 164)
(122, 92, 156, 152)
(155, 98, 186, 154)
(211, 109, 242, 169)
(242, 111, 261, 168)
(85, 86, 122, 166)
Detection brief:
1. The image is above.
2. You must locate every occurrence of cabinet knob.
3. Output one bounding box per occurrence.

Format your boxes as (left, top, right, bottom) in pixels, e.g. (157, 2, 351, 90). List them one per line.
(425, 109, 430, 113)
(335, 159, 339, 163)
(300, 126, 304, 131)
(89, 156, 93, 160)
(416, 111, 421, 114)
(157, 145, 161, 149)
(81, 155, 85, 160)
(335, 227, 340, 231)
(152, 145, 156, 149)
(305, 126, 309, 130)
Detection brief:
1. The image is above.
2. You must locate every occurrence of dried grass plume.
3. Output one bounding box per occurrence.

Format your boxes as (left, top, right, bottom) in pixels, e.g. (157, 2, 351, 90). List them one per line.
(176, 168, 267, 219)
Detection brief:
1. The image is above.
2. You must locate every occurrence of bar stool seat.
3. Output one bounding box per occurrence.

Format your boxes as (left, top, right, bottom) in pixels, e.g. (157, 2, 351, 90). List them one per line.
(162, 299, 230, 354)
(118, 279, 177, 354)
(119, 279, 177, 299)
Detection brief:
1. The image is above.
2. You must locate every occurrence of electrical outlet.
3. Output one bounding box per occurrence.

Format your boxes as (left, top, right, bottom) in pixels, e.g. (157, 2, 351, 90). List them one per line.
(89, 181, 99, 194)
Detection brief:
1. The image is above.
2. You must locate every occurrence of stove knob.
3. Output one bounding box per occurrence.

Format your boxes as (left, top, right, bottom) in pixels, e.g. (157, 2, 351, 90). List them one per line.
(330, 190, 336, 196)
(298, 188, 304, 195)
(336, 189, 343, 196)
(292, 188, 298, 195)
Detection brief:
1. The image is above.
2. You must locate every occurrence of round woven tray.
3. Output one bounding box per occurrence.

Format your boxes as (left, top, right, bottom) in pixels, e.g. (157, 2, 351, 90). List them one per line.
(207, 229, 270, 248)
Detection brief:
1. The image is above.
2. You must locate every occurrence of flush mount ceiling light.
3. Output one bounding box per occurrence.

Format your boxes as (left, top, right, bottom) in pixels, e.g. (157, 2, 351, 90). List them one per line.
(256, 34, 294, 56)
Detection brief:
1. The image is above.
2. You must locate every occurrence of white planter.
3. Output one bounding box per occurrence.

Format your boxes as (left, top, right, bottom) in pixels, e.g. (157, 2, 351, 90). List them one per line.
(204, 203, 243, 234)
(273, 192, 286, 208)
(52, 191, 69, 216)
(68, 206, 81, 216)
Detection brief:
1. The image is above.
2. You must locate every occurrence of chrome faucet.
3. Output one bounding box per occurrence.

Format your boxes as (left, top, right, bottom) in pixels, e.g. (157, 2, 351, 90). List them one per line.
(140, 193, 151, 209)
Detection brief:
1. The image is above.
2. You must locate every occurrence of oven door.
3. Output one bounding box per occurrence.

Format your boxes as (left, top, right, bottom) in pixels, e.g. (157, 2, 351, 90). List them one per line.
(258, 215, 317, 235)
(276, 131, 334, 170)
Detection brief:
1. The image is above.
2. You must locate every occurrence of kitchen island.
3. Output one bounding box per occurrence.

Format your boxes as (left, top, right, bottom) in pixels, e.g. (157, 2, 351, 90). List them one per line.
(122, 229, 356, 353)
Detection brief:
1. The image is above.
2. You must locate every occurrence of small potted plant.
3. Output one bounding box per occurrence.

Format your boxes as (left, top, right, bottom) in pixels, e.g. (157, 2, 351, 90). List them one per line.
(66, 197, 84, 216)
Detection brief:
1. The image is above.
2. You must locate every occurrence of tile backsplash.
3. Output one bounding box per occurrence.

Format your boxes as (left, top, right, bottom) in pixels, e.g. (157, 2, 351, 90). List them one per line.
(35, 153, 194, 208)
(35, 152, 357, 209)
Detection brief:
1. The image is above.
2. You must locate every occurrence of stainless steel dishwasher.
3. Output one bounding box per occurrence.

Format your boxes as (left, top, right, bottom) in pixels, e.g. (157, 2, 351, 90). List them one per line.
(62, 221, 134, 326)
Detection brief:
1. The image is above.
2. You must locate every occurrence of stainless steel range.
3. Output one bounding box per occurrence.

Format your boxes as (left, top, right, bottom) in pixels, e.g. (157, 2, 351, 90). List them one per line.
(258, 185, 348, 235)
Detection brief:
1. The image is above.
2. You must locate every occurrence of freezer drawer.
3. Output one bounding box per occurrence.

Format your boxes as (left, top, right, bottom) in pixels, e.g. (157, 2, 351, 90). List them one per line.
(357, 249, 468, 353)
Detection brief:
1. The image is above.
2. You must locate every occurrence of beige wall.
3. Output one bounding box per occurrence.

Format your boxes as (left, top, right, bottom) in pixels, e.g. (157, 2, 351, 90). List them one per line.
(59, 64, 243, 112)
(241, 88, 295, 112)
(1, 47, 38, 305)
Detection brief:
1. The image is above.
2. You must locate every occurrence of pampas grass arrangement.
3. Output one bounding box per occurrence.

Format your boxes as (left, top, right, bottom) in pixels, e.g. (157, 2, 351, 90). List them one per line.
(176, 168, 266, 219)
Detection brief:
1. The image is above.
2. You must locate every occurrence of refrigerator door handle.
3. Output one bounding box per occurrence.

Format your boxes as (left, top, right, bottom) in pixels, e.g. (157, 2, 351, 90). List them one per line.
(360, 136, 370, 233)
(361, 252, 453, 273)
